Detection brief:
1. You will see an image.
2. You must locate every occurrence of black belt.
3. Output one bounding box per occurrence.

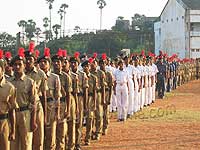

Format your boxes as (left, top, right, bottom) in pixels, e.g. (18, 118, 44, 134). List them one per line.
(77, 93, 83, 96)
(0, 113, 8, 120)
(60, 97, 66, 103)
(158, 72, 165, 75)
(105, 88, 109, 91)
(47, 97, 54, 102)
(89, 93, 93, 96)
(16, 105, 29, 112)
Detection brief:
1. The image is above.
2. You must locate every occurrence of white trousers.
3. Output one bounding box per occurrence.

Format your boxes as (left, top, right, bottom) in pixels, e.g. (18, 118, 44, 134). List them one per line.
(116, 84, 128, 120)
(127, 79, 134, 115)
(152, 84, 156, 102)
(144, 87, 149, 106)
(138, 90, 141, 111)
(134, 87, 139, 112)
(148, 86, 153, 104)
(110, 93, 117, 112)
(140, 88, 145, 108)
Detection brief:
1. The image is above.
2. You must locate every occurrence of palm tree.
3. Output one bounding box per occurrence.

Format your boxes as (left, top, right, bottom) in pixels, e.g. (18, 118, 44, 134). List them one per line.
(35, 27, 41, 45)
(43, 17, 50, 41)
(58, 8, 64, 38)
(17, 20, 27, 33)
(45, 0, 55, 39)
(60, 3, 69, 37)
(97, 0, 106, 30)
(25, 19, 36, 42)
(43, 17, 49, 31)
(52, 24, 61, 39)
(17, 20, 27, 44)
(74, 26, 81, 34)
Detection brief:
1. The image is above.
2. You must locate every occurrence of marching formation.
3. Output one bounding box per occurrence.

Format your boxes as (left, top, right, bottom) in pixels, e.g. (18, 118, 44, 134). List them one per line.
(0, 42, 199, 150)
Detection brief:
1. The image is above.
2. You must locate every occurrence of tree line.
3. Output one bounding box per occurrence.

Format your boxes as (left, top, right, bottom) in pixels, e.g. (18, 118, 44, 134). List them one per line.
(0, 0, 156, 57)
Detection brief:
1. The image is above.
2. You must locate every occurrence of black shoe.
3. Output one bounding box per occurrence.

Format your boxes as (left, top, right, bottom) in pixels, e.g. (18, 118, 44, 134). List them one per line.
(117, 119, 121, 122)
(75, 144, 81, 150)
(94, 135, 100, 140)
(85, 141, 90, 146)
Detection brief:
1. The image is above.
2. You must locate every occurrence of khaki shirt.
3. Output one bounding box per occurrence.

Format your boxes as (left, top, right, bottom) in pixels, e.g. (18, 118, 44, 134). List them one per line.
(91, 69, 106, 91)
(56, 71, 72, 97)
(25, 67, 48, 102)
(8, 73, 36, 107)
(104, 71, 113, 90)
(76, 70, 89, 93)
(0, 77, 18, 114)
(87, 73, 97, 94)
(46, 71, 61, 101)
(68, 71, 79, 94)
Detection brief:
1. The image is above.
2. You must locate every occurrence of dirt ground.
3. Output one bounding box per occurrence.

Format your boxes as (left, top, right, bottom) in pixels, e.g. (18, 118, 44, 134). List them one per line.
(82, 80, 200, 150)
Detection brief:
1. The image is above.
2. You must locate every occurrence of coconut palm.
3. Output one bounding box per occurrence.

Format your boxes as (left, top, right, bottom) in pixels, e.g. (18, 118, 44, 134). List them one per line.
(17, 20, 27, 44)
(52, 24, 61, 39)
(97, 0, 106, 30)
(35, 27, 42, 45)
(58, 8, 64, 38)
(46, 0, 55, 39)
(43, 17, 49, 31)
(43, 17, 50, 41)
(17, 20, 27, 33)
(74, 26, 81, 34)
(60, 3, 69, 37)
(25, 19, 36, 42)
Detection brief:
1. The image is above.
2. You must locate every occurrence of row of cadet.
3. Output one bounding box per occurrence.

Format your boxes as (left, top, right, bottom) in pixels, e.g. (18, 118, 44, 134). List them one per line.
(0, 43, 199, 150)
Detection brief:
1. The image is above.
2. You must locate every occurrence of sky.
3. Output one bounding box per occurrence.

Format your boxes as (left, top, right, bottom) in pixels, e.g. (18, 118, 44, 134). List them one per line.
(0, 0, 168, 36)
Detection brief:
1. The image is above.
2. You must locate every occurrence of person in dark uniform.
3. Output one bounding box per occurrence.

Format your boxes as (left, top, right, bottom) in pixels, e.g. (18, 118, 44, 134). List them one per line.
(156, 57, 167, 99)
(172, 59, 178, 90)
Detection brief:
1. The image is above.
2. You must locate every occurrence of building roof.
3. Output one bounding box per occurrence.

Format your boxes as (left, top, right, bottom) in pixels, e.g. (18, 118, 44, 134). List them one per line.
(181, 0, 200, 10)
(158, 0, 200, 19)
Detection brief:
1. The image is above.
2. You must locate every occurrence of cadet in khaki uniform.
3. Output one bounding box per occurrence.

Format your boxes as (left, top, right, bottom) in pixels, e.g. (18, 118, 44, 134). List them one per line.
(184, 62, 189, 83)
(62, 53, 77, 150)
(24, 43, 48, 150)
(82, 59, 97, 145)
(38, 48, 61, 150)
(99, 56, 113, 135)
(180, 61, 185, 85)
(52, 52, 72, 150)
(0, 58, 18, 150)
(69, 56, 88, 150)
(90, 59, 106, 140)
(4, 51, 14, 78)
(196, 58, 200, 80)
(9, 48, 37, 150)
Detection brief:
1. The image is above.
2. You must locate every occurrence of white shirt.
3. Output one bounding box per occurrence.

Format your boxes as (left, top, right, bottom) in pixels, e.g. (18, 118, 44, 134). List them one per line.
(114, 69, 129, 85)
(124, 64, 134, 80)
(152, 63, 159, 84)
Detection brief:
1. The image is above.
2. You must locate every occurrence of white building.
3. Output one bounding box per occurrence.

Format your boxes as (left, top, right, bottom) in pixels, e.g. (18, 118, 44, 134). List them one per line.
(154, 0, 200, 58)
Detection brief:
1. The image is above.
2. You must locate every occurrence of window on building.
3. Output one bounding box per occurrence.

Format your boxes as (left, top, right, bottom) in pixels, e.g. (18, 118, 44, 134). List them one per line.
(177, 17, 179, 21)
(182, 16, 184, 19)
(167, 19, 168, 22)
(171, 18, 173, 22)
(196, 49, 200, 52)
(191, 49, 195, 52)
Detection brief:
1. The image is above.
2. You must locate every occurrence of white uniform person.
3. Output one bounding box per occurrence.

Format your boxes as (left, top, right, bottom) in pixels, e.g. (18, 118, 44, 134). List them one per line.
(109, 60, 118, 112)
(124, 56, 134, 118)
(132, 56, 141, 112)
(151, 58, 159, 102)
(114, 59, 129, 121)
